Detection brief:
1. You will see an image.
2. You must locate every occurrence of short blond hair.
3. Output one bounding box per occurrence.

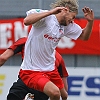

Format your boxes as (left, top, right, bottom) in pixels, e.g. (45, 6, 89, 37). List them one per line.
(50, 0, 79, 13)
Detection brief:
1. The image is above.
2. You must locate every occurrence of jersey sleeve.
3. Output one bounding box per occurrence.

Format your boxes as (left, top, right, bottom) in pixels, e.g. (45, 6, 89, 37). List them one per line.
(8, 37, 27, 55)
(58, 58, 69, 77)
(26, 9, 48, 16)
(56, 51, 69, 77)
(65, 22, 82, 40)
(26, 9, 48, 27)
(61, 58, 69, 77)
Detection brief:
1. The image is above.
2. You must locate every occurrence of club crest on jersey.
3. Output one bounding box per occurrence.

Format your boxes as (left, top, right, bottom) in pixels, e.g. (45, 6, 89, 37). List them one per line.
(59, 26, 64, 34)
(59, 28, 64, 34)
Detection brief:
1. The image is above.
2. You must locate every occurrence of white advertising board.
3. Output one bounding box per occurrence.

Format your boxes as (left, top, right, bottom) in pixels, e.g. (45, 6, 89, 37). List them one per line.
(0, 66, 19, 100)
(67, 67, 100, 100)
(0, 66, 100, 100)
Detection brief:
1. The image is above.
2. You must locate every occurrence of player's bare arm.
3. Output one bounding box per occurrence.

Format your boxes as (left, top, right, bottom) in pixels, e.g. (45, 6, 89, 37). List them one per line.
(24, 7, 65, 26)
(0, 49, 14, 66)
(62, 77, 68, 92)
(78, 6, 94, 40)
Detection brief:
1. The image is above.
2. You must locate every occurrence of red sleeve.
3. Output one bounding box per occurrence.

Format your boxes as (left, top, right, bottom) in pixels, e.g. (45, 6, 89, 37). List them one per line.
(9, 37, 27, 50)
(8, 37, 27, 59)
(60, 58, 69, 77)
(55, 51, 69, 77)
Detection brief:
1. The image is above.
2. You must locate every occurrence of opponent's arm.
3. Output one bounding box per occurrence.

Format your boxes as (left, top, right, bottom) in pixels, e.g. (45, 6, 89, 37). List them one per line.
(78, 6, 94, 40)
(0, 38, 26, 67)
(0, 49, 14, 66)
(60, 59, 68, 92)
(62, 77, 68, 91)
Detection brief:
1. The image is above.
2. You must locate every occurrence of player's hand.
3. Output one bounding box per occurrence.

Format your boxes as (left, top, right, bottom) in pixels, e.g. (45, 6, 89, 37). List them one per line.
(82, 6, 94, 22)
(49, 7, 68, 14)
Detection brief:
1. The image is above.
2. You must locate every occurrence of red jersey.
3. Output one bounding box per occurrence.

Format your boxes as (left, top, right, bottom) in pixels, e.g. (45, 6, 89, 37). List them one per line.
(9, 37, 68, 77)
(55, 51, 68, 77)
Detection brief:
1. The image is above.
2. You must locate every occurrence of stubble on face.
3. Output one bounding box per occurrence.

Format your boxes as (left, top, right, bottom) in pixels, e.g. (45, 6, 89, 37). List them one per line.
(60, 12, 77, 26)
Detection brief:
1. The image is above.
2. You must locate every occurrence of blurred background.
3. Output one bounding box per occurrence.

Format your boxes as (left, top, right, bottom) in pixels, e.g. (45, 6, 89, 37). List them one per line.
(0, 0, 100, 100)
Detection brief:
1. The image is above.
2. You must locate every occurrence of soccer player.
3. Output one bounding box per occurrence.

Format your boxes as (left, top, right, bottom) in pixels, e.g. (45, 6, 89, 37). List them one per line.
(20, 0, 94, 100)
(0, 37, 68, 100)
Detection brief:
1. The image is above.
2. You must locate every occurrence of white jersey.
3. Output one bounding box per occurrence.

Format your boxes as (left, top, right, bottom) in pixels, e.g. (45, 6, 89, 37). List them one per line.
(21, 9, 82, 71)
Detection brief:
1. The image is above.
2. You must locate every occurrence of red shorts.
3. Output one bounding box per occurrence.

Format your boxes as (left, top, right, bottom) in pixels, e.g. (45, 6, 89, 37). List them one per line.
(19, 67, 64, 92)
